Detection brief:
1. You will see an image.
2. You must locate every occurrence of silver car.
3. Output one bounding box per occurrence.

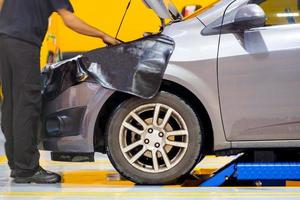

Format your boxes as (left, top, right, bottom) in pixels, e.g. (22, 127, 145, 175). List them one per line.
(41, 0, 300, 184)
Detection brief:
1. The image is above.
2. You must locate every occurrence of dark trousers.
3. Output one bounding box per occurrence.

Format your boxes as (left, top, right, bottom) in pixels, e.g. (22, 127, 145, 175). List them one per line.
(0, 35, 41, 177)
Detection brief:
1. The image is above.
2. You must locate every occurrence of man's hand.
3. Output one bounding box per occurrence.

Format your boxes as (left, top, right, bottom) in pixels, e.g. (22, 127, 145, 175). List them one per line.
(0, 0, 4, 12)
(57, 8, 121, 46)
(103, 35, 121, 46)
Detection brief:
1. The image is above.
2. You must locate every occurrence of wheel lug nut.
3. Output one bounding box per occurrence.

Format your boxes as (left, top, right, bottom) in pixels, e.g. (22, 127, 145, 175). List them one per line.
(148, 128, 153, 133)
(144, 139, 150, 144)
(158, 132, 164, 137)
(155, 143, 160, 148)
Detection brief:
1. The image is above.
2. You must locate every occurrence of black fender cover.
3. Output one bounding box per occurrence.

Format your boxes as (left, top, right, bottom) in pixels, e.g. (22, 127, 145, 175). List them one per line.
(42, 34, 175, 100)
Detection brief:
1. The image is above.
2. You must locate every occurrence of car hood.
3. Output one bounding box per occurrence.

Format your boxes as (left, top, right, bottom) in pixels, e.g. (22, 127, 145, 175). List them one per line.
(142, 0, 182, 21)
(42, 34, 175, 100)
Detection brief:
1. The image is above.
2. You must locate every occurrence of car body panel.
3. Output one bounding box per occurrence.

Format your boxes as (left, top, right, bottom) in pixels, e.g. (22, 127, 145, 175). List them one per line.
(218, 3, 300, 142)
(162, 18, 230, 150)
(42, 82, 100, 152)
(42, 83, 113, 152)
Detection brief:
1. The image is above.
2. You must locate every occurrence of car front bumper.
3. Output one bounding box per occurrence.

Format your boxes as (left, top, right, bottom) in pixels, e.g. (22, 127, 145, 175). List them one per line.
(40, 82, 109, 153)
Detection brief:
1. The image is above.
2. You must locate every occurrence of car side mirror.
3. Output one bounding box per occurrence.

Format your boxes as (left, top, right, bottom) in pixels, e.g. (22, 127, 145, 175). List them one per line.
(228, 4, 266, 31)
(202, 4, 266, 35)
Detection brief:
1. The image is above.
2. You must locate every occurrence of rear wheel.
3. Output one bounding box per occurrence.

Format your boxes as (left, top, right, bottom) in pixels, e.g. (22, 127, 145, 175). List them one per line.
(106, 92, 203, 184)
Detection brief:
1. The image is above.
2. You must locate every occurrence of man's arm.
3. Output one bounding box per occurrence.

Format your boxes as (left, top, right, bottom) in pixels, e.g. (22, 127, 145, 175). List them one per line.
(57, 8, 120, 45)
(0, 0, 4, 12)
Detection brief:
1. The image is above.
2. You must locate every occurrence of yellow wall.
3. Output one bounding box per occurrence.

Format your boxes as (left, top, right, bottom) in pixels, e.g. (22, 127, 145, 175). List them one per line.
(259, 0, 300, 25)
(41, 0, 216, 66)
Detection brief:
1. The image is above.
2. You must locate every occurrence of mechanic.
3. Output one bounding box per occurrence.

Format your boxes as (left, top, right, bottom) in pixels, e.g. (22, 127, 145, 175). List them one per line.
(0, 0, 120, 184)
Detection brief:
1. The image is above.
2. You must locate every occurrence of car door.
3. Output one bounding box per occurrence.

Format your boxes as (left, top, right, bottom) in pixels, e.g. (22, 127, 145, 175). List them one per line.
(218, 0, 300, 141)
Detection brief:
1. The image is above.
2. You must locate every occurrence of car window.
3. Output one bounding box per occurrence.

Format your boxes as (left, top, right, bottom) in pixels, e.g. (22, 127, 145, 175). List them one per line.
(250, 0, 300, 26)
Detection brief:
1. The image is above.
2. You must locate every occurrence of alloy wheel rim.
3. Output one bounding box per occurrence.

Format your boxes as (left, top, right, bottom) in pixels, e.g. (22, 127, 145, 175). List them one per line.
(119, 103, 189, 173)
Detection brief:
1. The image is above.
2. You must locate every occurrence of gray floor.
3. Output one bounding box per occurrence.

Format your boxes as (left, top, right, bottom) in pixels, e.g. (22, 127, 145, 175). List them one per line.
(1, 126, 300, 199)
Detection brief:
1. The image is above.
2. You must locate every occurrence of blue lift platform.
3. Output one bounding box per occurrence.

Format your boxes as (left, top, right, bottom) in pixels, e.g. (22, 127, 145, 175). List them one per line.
(194, 153, 300, 187)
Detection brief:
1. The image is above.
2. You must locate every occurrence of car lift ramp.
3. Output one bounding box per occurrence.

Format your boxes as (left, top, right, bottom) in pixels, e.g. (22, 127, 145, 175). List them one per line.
(196, 154, 300, 187)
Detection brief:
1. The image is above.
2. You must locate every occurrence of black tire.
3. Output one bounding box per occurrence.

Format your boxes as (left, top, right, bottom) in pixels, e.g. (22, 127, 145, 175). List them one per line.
(106, 91, 203, 184)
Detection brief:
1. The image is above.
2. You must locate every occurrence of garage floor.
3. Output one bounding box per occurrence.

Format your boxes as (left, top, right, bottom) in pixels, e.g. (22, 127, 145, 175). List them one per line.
(1, 134, 300, 200)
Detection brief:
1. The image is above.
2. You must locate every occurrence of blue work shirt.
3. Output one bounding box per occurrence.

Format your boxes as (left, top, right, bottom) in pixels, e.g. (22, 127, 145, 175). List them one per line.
(0, 0, 73, 47)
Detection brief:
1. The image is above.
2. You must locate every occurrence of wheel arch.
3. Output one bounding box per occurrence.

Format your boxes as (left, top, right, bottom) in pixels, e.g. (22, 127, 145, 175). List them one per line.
(93, 91, 132, 153)
(94, 80, 215, 154)
(160, 80, 214, 154)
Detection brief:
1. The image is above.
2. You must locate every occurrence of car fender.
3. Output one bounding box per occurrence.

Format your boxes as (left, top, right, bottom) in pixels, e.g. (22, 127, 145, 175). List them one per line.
(164, 63, 230, 150)
(80, 85, 115, 151)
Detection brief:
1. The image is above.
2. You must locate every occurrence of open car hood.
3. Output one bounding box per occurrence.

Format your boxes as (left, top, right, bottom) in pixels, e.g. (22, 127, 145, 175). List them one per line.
(42, 34, 175, 100)
(142, 0, 182, 21)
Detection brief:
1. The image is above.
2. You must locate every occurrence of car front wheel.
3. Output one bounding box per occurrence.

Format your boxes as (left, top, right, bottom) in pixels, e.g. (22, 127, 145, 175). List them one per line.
(106, 91, 203, 184)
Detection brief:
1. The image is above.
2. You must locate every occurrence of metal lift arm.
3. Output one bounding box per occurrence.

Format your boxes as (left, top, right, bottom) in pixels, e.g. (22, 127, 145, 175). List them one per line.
(200, 155, 300, 187)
